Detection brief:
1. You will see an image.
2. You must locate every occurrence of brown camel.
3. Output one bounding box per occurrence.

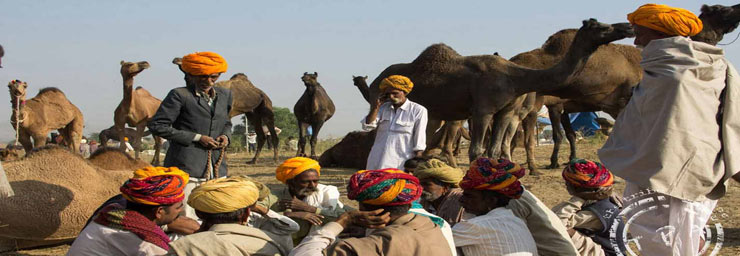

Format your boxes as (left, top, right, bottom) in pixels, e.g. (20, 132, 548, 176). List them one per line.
(0, 145, 147, 251)
(295, 72, 335, 159)
(113, 61, 163, 166)
(99, 125, 151, 146)
(319, 129, 376, 169)
(7, 80, 84, 155)
(171, 58, 281, 164)
(364, 19, 634, 162)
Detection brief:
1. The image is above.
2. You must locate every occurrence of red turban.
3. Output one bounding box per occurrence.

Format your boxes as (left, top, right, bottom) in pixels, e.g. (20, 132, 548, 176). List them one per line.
(120, 167, 190, 205)
(348, 168, 422, 206)
(562, 159, 614, 188)
(460, 158, 524, 199)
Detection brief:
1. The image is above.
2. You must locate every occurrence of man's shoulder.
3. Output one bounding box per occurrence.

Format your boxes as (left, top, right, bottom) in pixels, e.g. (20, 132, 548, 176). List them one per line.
(405, 100, 427, 114)
(169, 87, 192, 97)
(215, 86, 232, 95)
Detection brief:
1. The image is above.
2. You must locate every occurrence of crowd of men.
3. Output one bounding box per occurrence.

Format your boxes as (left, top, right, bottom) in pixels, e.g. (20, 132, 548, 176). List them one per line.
(62, 3, 740, 256)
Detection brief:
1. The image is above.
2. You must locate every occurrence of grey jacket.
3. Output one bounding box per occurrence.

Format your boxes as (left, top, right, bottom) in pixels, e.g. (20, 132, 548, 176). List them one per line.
(148, 86, 232, 178)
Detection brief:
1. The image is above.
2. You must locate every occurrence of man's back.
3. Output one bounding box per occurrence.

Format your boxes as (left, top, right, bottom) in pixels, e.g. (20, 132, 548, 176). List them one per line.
(506, 190, 579, 255)
(68, 222, 167, 256)
(452, 207, 538, 256)
(168, 224, 288, 256)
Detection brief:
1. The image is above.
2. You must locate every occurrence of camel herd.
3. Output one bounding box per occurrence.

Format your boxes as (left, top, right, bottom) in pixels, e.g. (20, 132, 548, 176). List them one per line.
(2, 4, 740, 251)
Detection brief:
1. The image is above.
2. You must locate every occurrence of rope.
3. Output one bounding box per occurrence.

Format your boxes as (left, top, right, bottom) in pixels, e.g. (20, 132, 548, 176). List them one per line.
(13, 97, 23, 146)
(719, 30, 740, 46)
(205, 146, 226, 181)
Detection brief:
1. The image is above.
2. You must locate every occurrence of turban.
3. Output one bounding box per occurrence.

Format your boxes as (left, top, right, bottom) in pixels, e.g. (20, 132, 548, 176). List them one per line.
(233, 175, 271, 201)
(120, 167, 190, 205)
(181, 52, 228, 76)
(627, 4, 703, 37)
(188, 177, 260, 214)
(460, 158, 524, 199)
(562, 159, 614, 188)
(348, 168, 422, 206)
(413, 159, 464, 187)
(379, 75, 414, 94)
(276, 157, 321, 183)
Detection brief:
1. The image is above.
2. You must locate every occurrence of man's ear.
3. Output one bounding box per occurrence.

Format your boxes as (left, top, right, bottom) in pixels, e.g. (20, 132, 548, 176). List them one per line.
(155, 206, 167, 219)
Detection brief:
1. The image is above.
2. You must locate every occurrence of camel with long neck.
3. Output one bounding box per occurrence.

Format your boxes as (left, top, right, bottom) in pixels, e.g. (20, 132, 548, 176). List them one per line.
(295, 72, 335, 159)
(364, 19, 634, 162)
(113, 61, 163, 165)
(7, 80, 84, 155)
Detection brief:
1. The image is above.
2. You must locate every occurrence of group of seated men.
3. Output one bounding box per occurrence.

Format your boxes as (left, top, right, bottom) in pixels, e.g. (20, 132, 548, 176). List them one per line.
(68, 155, 622, 256)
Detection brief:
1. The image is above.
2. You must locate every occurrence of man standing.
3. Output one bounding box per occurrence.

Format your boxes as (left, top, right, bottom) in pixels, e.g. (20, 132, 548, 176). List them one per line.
(68, 167, 189, 256)
(599, 4, 740, 255)
(272, 157, 346, 245)
(413, 159, 469, 226)
(362, 75, 427, 170)
(148, 51, 233, 219)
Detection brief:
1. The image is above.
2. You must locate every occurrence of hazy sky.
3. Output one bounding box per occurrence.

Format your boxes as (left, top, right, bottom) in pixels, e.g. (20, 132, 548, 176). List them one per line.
(1, 0, 739, 142)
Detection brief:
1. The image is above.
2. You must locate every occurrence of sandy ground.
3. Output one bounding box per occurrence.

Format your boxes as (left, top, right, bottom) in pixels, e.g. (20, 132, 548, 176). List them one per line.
(4, 138, 740, 255)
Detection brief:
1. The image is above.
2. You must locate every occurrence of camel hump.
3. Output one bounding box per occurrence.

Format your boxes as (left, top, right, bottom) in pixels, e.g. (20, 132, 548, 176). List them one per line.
(37, 87, 65, 96)
(542, 29, 578, 55)
(412, 43, 461, 66)
(230, 73, 249, 80)
(134, 87, 153, 96)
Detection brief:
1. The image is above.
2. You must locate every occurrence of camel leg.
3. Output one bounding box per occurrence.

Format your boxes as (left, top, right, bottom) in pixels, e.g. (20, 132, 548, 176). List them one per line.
(522, 114, 542, 175)
(469, 113, 494, 162)
(442, 121, 462, 167)
(247, 113, 266, 164)
(487, 109, 514, 159)
(548, 104, 564, 168)
(425, 119, 445, 153)
(561, 112, 578, 161)
(31, 132, 47, 152)
(17, 129, 33, 156)
(114, 121, 127, 152)
(309, 121, 325, 159)
(501, 116, 521, 160)
(297, 122, 309, 157)
(262, 116, 280, 163)
(152, 136, 162, 166)
(134, 124, 148, 160)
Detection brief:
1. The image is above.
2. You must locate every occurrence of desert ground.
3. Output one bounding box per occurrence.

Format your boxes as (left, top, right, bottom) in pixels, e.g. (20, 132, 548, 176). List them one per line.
(3, 137, 739, 255)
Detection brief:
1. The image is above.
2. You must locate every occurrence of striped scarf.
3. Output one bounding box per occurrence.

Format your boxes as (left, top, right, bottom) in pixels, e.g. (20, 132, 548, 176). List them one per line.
(93, 204, 171, 250)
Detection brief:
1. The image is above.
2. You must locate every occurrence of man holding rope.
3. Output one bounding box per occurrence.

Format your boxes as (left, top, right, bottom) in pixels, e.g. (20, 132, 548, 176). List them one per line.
(149, 51, 233, 220)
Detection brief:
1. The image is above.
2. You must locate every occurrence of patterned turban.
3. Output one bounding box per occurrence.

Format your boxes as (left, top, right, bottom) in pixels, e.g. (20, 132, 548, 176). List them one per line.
(460, 158, 524, 199)
(379, 75, 414, 94)
(276, 157, 321, 183)
(188, 176, 260, 214)
(181, 52, 228, 76)
(120, 167, 190, 205)
(562, 159, 614, 188)
(628, 4, 703, 37)
(348, 168, 422, 206)
(413, 159, 464, 187)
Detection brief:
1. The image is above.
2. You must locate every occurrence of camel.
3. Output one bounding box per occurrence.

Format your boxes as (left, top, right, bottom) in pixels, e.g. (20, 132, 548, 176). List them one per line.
(319, 129, 376, 169)
(0, 44, 4, 68)
(7, 80, 84, 155)
(99, 125, 151, 147)
(294, 72, 335, 159)
(113, 61, 163, 166)
(171, 58, 281, 164)
(0, 145, 148, 252)
(364, 19, 634, 162)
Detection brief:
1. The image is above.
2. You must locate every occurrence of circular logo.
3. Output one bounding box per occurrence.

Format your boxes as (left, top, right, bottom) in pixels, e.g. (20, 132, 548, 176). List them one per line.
(609, 188, 725, 256)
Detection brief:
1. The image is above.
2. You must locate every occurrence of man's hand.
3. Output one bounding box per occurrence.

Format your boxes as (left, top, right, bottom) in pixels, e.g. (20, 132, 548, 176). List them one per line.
(198, 135, 219, 149)
(216, 135, 229, 148)
(250, 204, 269, 216)
(280, 197, 316, 213)
(166, 216, 200, 235)
(336, 209, 390, 229)
(285, 211, 324, 226)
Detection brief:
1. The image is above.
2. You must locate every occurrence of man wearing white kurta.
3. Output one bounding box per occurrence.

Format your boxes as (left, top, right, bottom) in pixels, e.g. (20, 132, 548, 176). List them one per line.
(599, 4, 740, 256)
(362, 75, 427, 170)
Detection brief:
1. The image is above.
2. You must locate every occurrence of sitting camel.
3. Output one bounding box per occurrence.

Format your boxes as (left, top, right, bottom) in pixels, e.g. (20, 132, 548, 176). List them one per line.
(0, 145, 149, 252)
(7, 80, 84, 155)
(99, 125, 151, 147)
(113, 61, 163, 165)
(295, 72, 335, 159)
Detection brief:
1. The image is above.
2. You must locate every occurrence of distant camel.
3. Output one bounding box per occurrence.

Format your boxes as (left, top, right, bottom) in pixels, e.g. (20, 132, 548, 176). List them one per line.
(294, 72, 335, 159)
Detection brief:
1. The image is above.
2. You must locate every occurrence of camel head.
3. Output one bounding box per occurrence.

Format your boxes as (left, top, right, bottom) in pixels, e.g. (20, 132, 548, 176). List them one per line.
(7, 79, 27, 99)
(352, 75, 368, 87)
(302, 72, 320, 87)
(694, 4, 740, 45)
(119, 60, 150, 77)
(572, 19, 634, 51)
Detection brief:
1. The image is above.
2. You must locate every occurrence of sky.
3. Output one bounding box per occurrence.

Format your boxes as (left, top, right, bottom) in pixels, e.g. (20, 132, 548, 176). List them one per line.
(1, 0, 739, 142)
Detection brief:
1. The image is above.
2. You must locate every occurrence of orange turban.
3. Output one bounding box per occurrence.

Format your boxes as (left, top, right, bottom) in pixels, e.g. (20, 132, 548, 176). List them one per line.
(379, 75, 414, 94)
(276, 157, 320, 183)
(120, 166, 190, 205)
(181, 52, 228, 76)
(348, 168, 422, 206)
(627, 4, 703, 37)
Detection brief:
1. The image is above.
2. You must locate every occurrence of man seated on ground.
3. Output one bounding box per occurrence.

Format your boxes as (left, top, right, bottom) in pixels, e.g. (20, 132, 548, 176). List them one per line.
(240, 175, 301, 251)
(453, 157, 538, 256)
(272, 157, 346, 245)
(413, 159, 469, 226)
(68, 167, 189, 256)
(291, 168, 453, 256)
(492, 159, 580, 255)
(168, 176, 293, 255)
(552, 159, 624, 256)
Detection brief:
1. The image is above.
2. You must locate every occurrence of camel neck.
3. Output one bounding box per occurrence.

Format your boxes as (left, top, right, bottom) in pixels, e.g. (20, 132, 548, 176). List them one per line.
(355, 81, 371, 103)
(123, 75, 135, 104)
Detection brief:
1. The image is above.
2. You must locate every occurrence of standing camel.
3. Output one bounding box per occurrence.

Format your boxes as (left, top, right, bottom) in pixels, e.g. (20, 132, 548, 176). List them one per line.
(364, 19, 634, 162)
(7, 80, 84, 155)
(295, 72, 335, 159)
(113, 61, 163, 165)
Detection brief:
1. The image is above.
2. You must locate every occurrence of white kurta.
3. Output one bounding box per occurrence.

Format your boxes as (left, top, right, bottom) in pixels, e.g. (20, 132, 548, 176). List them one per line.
(362, 100, 428, 170)
(452, 207, 538, 256)
(67, 222, 167, 256)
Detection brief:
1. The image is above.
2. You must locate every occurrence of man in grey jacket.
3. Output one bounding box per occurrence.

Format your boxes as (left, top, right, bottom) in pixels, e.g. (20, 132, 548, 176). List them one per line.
(149, 51, 233, 219)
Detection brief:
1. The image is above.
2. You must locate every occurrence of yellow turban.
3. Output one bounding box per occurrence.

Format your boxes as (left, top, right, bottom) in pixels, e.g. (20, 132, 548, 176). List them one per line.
(627, 4, 703, 37)
(181, 52, 228, 76)
(276, 157, 320, 183)
(233, 175, 272, 201)
(187, 176, 260, 214)
(413, 159, 463, 187)
(379, 75, 414, 94)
